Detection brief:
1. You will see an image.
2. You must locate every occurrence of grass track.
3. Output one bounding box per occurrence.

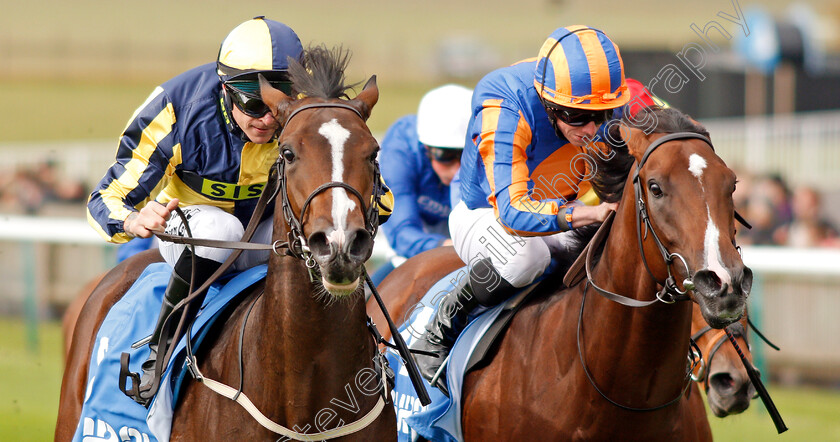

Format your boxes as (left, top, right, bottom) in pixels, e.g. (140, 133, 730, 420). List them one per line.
(1, 318, 838, 440)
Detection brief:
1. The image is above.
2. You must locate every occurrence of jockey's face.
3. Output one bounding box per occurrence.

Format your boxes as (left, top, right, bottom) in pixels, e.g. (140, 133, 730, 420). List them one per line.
(554, 119, 600, 148)
(231, 104, 280, 144)
(430, 157, 460, 186)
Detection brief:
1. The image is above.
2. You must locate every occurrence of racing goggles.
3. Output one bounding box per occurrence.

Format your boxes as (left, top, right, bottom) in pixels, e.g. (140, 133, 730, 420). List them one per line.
(426, 146, 463, 163)
(547, 105, 611, 127)
(224, 79, 292, 118)
(224, 83, 271, 118)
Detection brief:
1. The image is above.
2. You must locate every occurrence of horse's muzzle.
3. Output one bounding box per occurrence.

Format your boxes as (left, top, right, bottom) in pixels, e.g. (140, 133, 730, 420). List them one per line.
(694, 266, 752, 328)
(307, 227, 372, 294)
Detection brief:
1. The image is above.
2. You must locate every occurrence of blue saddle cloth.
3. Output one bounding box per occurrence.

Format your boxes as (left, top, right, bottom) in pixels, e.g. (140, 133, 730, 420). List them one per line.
(386, 267, 510, 442)
(71, 262, 267, 442)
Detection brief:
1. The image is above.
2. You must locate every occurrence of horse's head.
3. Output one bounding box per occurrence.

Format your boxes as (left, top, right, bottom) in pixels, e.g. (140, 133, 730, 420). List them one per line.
(690, 304, 755, 417)
(260, 46, 380, 298)
(621, 108, 752, 328)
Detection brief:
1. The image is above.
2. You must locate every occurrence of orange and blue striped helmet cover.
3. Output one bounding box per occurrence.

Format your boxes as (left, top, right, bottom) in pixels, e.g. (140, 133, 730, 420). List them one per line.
(534, 26, 630, 110)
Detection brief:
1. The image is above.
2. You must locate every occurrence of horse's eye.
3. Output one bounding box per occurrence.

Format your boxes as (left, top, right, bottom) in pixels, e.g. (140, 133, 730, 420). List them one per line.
(282, 149, 296, 163)
(649, 182, 663, 197)
(368, 152, 378, 163)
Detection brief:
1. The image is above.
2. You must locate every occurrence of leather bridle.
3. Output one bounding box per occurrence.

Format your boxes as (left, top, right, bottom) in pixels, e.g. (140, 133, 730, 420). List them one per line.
(276, 103, 384, 279)
(690, 317, 779, 393)
(585, 132, 715, 308)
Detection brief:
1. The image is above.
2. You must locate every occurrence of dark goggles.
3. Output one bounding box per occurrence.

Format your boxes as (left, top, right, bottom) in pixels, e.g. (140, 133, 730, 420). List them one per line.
(426, 146, 463, 163)
(225, 84, 270, 118)
(547, 105, 611, 127)
(223, 79, 293, 118)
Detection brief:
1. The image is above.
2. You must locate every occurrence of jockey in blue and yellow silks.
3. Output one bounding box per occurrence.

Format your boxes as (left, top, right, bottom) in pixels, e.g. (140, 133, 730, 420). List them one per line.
(86, 17, 392, 405)
(411, 26, 632, 390)
(86, 17, 304, 405)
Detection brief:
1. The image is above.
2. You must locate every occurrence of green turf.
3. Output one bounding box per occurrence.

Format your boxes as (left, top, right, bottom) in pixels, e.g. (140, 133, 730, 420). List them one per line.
(0, 319, 62, 441)
(707, 386, 840, 441)
(1, 317, 839, 440)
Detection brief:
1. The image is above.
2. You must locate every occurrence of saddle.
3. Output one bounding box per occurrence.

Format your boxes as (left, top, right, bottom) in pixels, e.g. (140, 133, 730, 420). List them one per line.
(462, 215, 613, 374)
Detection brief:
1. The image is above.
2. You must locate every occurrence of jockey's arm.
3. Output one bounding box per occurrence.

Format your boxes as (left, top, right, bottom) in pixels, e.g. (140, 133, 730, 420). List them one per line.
(86, 87, 176, 243)
(476, 101, 570, 235)
(377, 118, 446, 257)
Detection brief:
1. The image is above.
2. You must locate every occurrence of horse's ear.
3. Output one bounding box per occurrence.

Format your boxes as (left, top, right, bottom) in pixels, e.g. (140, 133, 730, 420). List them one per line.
(259, 74, 293, 121)
(620, 123, 651, 161)
(352, 75, 379, 121)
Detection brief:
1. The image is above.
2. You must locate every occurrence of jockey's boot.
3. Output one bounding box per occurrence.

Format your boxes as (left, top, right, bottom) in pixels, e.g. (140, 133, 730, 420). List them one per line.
(410, 257, 516, 396)
(136, 249, 220, 403)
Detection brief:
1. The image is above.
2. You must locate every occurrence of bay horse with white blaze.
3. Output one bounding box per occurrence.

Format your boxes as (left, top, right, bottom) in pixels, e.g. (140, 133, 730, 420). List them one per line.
(371, 107, 752, 440)
(369, 248, 759, 421)
(56, 46, 397, 441)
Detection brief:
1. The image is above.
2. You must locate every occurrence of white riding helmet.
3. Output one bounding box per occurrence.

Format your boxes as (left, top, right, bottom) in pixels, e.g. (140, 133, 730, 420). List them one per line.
(416, 84, 473, 149)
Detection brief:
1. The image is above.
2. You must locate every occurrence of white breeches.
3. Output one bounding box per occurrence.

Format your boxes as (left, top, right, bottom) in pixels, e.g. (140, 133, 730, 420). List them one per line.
(448, 201, 577, 288)
(158, 205, 273, 272)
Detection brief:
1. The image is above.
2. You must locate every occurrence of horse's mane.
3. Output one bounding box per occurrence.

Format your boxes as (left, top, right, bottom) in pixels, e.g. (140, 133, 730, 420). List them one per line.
(288, 45, 358, 100)
(591, 106, 710, 203)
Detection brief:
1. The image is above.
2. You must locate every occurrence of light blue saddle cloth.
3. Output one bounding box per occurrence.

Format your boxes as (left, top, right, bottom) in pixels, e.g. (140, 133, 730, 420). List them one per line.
(387, 267, 509, 442)
(72, 262, 267, 442)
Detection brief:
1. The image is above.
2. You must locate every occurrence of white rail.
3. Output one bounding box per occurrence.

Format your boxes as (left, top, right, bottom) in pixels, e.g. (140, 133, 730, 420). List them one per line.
(2, 216, 838, 381)
(704, 110, 840, 189)
(3, 216, 839, 273)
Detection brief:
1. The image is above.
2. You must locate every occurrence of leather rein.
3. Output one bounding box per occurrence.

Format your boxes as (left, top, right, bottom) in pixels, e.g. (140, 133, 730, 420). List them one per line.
(690, 317, 780, 391)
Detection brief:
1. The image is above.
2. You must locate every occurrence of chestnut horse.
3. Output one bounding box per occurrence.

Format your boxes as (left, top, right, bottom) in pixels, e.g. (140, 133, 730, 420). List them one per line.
(56, 46, 396, 441)
(368, 248, 757, 421)
(370, 107, 752, 440)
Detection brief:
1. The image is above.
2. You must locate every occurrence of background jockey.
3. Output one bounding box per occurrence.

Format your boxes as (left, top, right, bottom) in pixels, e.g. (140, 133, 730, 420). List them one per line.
(411, 26, 631, 391)
(370, 84, 473, 286)
(86, 16, 393, 405)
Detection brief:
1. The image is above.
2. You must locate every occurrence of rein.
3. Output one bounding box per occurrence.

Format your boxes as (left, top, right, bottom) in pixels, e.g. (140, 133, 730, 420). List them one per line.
(577, 283, 700, 412)
(141, 101, 417, 440)
(689, 318, 780, 389)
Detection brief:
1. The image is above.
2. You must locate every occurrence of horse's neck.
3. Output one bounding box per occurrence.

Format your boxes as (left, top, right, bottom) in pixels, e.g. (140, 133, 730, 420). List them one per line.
(247, 253, 376, 415)
(584, 199, 693, 402)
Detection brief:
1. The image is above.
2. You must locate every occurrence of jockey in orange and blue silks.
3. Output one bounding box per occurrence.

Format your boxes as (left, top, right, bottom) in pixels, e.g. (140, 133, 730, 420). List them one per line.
(454, 25, 629, 285)
(411, 25, 632, 391)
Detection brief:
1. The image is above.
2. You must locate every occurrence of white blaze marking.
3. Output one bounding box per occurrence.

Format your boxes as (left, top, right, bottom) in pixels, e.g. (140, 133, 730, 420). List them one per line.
(689, 154, 707, 180)
(318, 119, 356, 238)
(703, 207, 731, 286)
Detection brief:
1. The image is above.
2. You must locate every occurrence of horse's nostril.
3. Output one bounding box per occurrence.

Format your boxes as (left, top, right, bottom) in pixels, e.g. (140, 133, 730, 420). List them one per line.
(346, 229, 373, 261)
(307, 231, 331, 258)
(710, 372, 735, 392)
(740, 267, 754, 295)
(694, 269, 722, 294)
